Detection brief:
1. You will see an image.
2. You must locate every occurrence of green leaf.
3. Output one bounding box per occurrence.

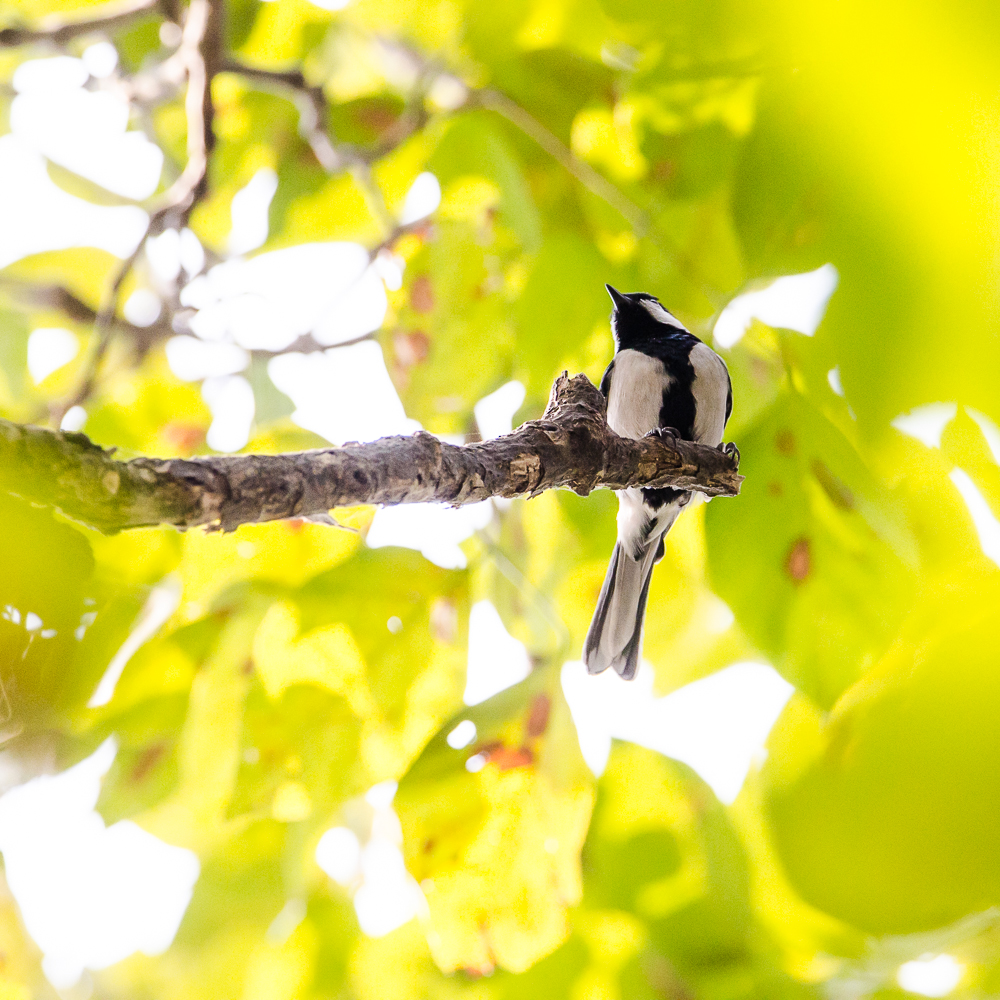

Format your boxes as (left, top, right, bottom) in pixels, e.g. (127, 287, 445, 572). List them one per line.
(640, 122, 739, 200)
(429, 112, 543, 253)
(490, 49, 615, 144)
(584, 742, 751, 960)
(765, 586, 1000, 933)
(394, 223, 516, 434)
(0, 307, 29, 410)
(229, 681, 361, 823)
(705, 390, 916, 707)
(176, 819, 286, 944)
(514, 232, 615, 396)
(328, 93, 407, 148)
(114, 14, 163, 73)
(96, 693, 188, 824)
(84, 350, 211, 458)
(246, 356, 295, 428)
(293, 547, 468, 716)
(396, 665, 594, 973)
(0, 494, 94, 726)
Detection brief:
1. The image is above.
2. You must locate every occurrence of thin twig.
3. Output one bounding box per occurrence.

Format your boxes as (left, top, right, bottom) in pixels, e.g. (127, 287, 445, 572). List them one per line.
(53, 242, 145, 424)
(477, 88, 651, 236)
(52, 0, 217, 424)
(0, 280, 101, 326)
(156, 0, 213, 213)
(352, 162, 396, 236)
(221, 57, 441, 181)
(248, 330, 377, 359)
(219, 59, 355, 173)
(476, 87, 720, 303)
(0, 278, 174, 352)
(15, 216, 430, 380)
(0, 0, 159, 47)
(367, 44, 438, 157)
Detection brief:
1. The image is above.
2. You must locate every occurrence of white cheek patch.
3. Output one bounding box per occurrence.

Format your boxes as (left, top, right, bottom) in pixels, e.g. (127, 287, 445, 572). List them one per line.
(639, 298, 688, 331)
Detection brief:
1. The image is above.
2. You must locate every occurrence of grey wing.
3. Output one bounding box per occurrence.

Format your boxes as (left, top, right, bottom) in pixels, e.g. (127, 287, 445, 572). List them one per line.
(599, 359, 615, 400)
(689, 343, 733, 447)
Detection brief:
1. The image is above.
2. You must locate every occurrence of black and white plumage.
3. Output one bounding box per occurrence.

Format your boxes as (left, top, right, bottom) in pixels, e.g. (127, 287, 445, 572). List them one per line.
(583, 285, 735, 680)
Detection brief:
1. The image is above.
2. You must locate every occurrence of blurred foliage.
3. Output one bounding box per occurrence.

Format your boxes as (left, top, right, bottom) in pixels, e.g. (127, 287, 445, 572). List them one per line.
(2, 0, 1000, 997)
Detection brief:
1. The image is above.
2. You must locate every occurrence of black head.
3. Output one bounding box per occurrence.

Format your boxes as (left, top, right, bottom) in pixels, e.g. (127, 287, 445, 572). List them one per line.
(606, 284, 690, 347)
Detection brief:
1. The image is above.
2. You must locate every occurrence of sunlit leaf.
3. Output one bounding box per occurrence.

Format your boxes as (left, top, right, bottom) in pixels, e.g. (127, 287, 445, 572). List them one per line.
(396, 666, 594, 974)
(766, 587, 1000, 933)
(705, 390, 916, 707)
(229, 681, 361, 824)
(0, 309, 30, 416)
(0, 494, 93, 727)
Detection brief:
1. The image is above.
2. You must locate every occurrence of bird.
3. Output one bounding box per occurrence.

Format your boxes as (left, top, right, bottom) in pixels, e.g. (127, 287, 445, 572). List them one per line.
(583, 284, 736, 680)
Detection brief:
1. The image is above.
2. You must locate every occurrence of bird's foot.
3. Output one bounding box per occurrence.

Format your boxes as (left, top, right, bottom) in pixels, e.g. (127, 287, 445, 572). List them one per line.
(720, 441, 740, 467)
(645, 426, 680, 443)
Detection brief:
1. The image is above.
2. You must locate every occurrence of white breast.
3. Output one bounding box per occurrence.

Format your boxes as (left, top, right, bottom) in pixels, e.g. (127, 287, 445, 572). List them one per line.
(606, 349, 669, 441)
(689, 342, 730, 446)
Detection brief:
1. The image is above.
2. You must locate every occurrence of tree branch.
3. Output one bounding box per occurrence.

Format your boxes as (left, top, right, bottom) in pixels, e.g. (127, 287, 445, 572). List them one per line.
(0, 277, 174, 356)
(0, 373, 742, 535)
(0, 0, 159, 47)
(219, 59, 351, 174)
(52, 0, 220, 423)
(221, 56, 441, 177)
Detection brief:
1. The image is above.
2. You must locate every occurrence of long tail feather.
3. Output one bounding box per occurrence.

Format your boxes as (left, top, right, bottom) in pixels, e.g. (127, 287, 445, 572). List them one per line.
(583, 537, 660, 680)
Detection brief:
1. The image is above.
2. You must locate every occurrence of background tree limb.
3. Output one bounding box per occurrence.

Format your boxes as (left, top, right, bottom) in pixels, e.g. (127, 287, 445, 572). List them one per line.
(51, 0, 222, 424)
(0, 0, 160, 47)
(0, 373, 741, 535)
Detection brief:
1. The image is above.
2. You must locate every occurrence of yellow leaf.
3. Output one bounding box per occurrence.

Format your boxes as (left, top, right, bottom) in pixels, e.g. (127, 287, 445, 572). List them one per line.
(3, 247, 118, 310)
(178, 521, 359, 618)
(0, 888, 45, 999)
(398, 670, 594, 974)
(239, 0, 332, 65)
(570, 107, 646, 182)
(252, 600, 367, 701)
(140, 606, 265, 849)
(421, 765, 593, 973)
(272, 174, 382, 248)
(271, 780, 312, 822)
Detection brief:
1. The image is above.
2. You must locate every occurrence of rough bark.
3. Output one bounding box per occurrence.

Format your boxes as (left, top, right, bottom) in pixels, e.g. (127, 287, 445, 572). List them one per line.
(0, 373, 742, 535)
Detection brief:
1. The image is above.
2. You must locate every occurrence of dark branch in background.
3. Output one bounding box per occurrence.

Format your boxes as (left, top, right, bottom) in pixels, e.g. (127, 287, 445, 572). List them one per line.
(477, 89, 649, 236)
(248, 331, 375, 356)
(1, 26, 430, 414)
(0, 0, 159, 47)
(219, 59, 349, 173)
(220, 56, 432, 234)
(0, 374, 742, 535)
(52, 0, 221, 423)
(3, 210, 428, 376)
(473, 88, 720, 305)
(0, 278, 377, 362)
(2, 0, 725, 411)
(0, 278, 174, 356)
(221, 54, 438, 174)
